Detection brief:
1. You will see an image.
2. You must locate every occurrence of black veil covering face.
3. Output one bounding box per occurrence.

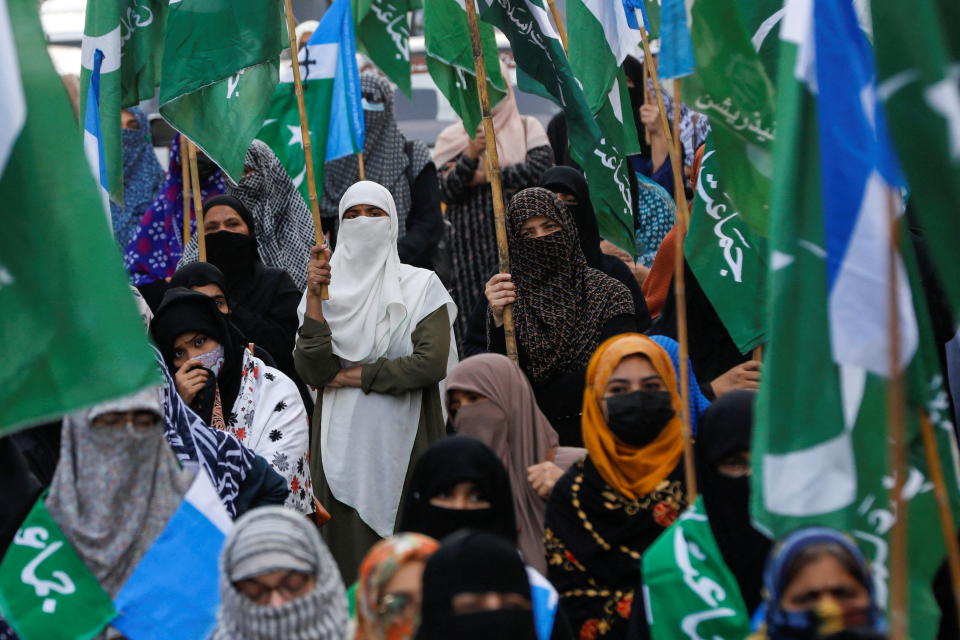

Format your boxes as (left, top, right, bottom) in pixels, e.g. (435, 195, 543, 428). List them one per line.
(538, 166, 602, 268)
(415, 531, 537, 640)
(695, 390, 770, 612)
(200, 195, 261, 297)
(400, 436, 517, 544)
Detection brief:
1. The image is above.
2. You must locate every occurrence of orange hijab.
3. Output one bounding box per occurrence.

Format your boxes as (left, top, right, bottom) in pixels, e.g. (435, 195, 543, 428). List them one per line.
(581, 333, 685, 500)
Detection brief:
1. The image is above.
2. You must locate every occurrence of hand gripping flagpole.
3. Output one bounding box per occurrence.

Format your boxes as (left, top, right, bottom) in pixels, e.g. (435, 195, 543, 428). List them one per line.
(186, 139, 206, 262)
(463, 0, 518, 364)
(638, 24, 698, 505)
(180, 138, 192, 248)
(283, 0, 329, 299)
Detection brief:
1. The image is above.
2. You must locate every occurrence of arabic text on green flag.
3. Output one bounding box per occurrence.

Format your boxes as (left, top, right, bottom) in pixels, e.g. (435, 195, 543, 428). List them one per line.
(642, 498, 751, 639)
(0, 496, 117, 640)
(354, 0, 416, 97)
(159, 0, 284, 182)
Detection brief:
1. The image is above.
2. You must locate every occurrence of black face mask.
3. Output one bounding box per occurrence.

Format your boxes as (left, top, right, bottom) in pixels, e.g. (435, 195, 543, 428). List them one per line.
(605, 390, 675, 447)
(435, 610, 537, 640)
(419, 505, 503, 543)
(205, 230, 258, 286)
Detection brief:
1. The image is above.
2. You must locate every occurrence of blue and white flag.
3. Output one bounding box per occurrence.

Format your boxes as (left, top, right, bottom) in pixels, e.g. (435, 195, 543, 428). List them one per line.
(658, 0, 694, 79)
(811, 0, 917, 375)
(112, 471, 232, 640)
(526, 567, 559, 640)
(313, 0, 365, 160)
(82, 48, 110, 221)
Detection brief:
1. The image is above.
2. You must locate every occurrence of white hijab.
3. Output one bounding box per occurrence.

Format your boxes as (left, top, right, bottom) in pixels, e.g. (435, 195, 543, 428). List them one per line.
(297, 181, 457, 537)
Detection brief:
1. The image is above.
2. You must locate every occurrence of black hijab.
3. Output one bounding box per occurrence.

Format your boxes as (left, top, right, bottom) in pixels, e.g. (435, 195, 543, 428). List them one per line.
(416, 530, 537, 640)
(169, 261, 228, 293)
(400, 436, 517, 544)
(149, 287, 243, 423)
(622, 55, 651, 158)
(202, 194, 261, 297)
(538, 166, 602, 268)
(695, 390, 770, 613)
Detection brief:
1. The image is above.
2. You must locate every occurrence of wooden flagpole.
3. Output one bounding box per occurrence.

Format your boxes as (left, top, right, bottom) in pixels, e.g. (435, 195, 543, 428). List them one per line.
(283, 0, 329, 299)
(638, 26, 697, 504)
(546, 0, 568, 52)
(886, 190, 908, 640)
(919, 411, 960, 622)
(180, 139, 192, 248)
(358, 152, 366, 180)
(186, 139, 206, 262)
(463, 0, 518, 363)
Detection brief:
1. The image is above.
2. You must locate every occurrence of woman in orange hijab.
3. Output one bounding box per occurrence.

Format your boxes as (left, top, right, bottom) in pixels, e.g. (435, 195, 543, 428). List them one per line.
(543, 333, 688, 640)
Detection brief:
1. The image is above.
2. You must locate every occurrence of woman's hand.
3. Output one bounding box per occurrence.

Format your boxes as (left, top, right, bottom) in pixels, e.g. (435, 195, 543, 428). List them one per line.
(527, 461, 564, 499)
(640, 89, 663, 137)
(175, 360, 209, 405)
(484, 273, 517, 327)
(710, 360, 762, 397)
(307, 244, 331, 297)
(326, 366, 362, 389)
(465, 126, 486, 160)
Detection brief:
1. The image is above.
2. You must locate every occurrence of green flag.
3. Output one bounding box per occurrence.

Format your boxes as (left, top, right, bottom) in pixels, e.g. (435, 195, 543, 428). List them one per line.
(642, 498, 751, 639)
(683, 0, 780, 235)
(79, 0, 166, 205)
(159, 0, 284, 182)
(479, 0, 636, 256)
(354, 0, 415, 96)
(685, 136, 766, 353)
(422, 0, 505, 136)
(0, 0, 159, 434)
(871, 0, 960, 317)
(751, 6, 960, 637)
(0, 496, 117, 640)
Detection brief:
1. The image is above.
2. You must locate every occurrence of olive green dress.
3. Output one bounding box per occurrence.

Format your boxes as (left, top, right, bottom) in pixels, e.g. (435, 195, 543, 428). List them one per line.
(293, 306, 450, 583)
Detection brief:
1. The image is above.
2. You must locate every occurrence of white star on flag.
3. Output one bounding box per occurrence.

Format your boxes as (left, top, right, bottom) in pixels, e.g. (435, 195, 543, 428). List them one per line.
(925, 63, 960, 161)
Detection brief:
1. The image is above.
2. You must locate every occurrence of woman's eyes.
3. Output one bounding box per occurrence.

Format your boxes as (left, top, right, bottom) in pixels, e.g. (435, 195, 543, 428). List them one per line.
(193, 336, 206, 348)
(174, 349, 185, 359)
(643, 382, 665, 391)
(606, 384, 629, 395)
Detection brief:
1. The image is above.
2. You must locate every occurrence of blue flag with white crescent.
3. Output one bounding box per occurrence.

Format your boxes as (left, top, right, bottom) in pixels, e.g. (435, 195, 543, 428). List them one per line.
(82, 49, 110, 221)
(658, 0, 694, 79)
(112, 471, 232, 640)
(813, 0, 917, 375)
(314, 0, 365, 160)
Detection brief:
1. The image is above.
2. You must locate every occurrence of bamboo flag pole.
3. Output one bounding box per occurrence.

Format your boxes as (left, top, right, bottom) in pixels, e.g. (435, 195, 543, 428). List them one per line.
(283, 0, 329, 299)
(180, 139, 192, 247)
(463, 0, 518, 363)
(546, 0, 568, 52)
(358, 152, 366, 180)
(886, 191, 908, 640)
(919, 412, 960, 621)
(186, 139, 206, 262)
(638, 26, 697, 504)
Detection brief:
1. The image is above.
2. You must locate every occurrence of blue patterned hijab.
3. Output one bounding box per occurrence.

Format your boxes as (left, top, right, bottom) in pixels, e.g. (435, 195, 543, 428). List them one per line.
(110, 108, 164, 248)
(649, 335, 711, 434)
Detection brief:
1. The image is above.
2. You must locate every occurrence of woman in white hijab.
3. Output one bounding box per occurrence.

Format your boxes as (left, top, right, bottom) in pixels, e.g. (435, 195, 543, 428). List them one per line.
(294, 180, 457, 584)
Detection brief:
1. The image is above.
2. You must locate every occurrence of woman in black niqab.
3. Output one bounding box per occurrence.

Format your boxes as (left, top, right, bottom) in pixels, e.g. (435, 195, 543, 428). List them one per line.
(399, 436, 517, 545)
(695, 389, 770, 613)
(416, 530, 537, 640)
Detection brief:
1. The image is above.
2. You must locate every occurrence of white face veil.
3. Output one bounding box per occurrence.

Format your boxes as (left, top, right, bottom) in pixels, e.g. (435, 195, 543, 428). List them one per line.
(297, 180, 459, 538)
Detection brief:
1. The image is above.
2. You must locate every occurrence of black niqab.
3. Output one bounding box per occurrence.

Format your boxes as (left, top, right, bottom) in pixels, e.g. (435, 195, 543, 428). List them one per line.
(538, 166, 602, 268)
(400, 436, 517, 544)
(695, 390, 770, 613)
(416, 530, 537, 640)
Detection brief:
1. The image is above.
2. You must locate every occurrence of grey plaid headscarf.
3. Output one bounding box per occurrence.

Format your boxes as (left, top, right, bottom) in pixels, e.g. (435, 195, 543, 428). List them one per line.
(322, 73, 432, 238)
(180, 141, 314, 290)
(212, 507, 347, 640)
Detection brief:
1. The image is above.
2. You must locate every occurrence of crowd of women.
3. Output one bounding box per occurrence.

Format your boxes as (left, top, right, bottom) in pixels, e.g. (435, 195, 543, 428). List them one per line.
(2, 48, 948, 640)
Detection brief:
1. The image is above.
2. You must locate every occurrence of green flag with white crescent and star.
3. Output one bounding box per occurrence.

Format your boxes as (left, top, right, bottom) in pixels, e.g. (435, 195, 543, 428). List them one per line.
(79, 0, 166, 206)
(871, 0, 960, 318)
(159, 0, 284, 183)
(1, 0, 159, 435)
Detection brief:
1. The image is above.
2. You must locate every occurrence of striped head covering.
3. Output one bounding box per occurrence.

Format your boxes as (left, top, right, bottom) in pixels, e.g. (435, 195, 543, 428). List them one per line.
(214, 507, 348, 640)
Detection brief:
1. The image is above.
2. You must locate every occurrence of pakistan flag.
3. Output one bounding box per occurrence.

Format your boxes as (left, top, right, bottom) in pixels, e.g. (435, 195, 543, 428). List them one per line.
(159, 0, 284, 183)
